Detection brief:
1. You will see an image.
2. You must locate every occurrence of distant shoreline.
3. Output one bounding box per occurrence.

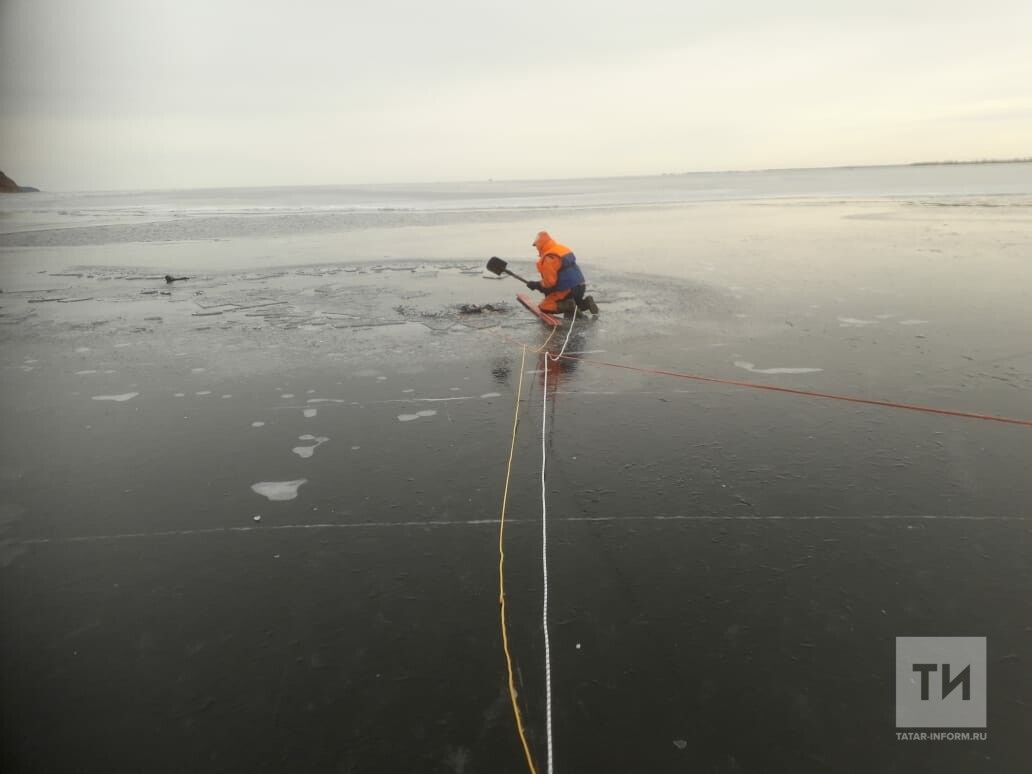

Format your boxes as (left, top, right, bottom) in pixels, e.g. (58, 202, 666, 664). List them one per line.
(909, 157, 1031, 166)
(664, 157, 1032, 177)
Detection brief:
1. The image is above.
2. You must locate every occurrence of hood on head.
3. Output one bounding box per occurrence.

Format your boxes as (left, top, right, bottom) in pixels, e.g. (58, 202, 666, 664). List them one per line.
(533, 230, 557, 257)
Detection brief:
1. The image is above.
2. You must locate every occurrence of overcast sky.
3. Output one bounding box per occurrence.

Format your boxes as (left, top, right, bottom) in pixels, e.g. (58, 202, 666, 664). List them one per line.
(1, 0, 1030, 191)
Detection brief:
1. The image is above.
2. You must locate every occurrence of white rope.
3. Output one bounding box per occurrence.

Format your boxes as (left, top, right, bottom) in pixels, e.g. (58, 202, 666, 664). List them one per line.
(541, 351, 554, 774)
(550, 306, 578, 362)
(539, 309, 576, 774)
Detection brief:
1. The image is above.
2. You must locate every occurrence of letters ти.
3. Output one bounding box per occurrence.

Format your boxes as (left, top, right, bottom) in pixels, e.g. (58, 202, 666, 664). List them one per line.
(912, 663, 971, 701)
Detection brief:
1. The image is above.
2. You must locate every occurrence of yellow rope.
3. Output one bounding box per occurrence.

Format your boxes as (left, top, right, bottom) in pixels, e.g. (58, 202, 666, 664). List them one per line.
(498, 345, 538, 774)
(535, 323, 558, 353)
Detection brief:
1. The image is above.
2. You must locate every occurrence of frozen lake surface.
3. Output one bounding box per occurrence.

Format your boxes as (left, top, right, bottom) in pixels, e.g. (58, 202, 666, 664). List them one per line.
(2, 167, 1032, 772)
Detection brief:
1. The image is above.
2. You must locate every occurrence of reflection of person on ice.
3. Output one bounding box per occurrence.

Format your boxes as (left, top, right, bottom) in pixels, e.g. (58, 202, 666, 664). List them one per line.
(525, 231, 599, 317)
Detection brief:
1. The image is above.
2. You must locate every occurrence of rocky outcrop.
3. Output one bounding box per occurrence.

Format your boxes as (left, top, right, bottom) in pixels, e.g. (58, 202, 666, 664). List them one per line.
(0, 170, 39, 193)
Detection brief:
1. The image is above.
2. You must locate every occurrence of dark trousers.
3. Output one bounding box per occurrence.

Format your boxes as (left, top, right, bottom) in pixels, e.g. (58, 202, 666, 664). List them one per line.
(570, 283, 588, 309)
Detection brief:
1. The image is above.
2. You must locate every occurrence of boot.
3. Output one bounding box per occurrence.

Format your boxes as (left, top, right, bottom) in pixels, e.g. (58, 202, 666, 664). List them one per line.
(583, 295, 599, 315)
(554, 299, 577, 316)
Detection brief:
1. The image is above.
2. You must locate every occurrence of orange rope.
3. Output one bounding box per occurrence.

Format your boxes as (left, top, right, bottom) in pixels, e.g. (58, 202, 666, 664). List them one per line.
(497, 345, 538, 774)
(558, 355, 1032, 428)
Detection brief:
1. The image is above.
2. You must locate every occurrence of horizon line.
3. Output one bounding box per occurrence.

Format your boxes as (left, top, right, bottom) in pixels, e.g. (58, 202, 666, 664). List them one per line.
(11, 156, 1031, 195)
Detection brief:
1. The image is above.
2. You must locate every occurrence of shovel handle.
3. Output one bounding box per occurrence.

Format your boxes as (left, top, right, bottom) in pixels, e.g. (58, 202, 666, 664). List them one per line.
(503, 268, 531, 284)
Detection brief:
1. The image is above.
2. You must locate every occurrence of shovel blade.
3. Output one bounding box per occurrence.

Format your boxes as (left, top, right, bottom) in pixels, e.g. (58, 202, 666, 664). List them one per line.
(486, 256, 508, 276)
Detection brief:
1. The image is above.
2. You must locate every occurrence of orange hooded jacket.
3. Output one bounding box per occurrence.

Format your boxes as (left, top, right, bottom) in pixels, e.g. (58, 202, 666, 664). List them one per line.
(532, 231, 585, 291)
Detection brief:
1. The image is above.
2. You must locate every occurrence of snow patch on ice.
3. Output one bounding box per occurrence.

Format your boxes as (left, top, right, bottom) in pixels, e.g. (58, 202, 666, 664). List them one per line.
(92, 392, 139, 402)
(837, 317, 878, 327)
(293, 436, 329, 458)
(251, 480, 307, 501)
(734, 361, 823, 375)
(398, 410, 437, 422)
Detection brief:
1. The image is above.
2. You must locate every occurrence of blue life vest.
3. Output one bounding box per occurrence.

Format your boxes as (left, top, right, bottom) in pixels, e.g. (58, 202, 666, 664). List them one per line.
(553, 251, 585, 291)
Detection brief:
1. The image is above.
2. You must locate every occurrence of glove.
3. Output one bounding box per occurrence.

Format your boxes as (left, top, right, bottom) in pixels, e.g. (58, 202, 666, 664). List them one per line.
(526, 280, 543, 291)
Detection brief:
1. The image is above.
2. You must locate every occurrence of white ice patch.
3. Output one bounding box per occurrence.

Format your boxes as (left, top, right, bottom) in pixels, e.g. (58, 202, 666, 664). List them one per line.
(899, 319, 929, 325)
(293, 435, 329, 458)
(251, 480, 307, 501)
(75, 347, 90, 353)
(734, 361, 823, 375)
(174, 392, 185, 397)
(191, 367, 206, 373)
(307, 398, 348, 404)
(92, 392, 139, 402)
(480, 392, 501, 399)
(837, 317, 878, 327)
(398, 410, 437, 421)
(281, 393, 295, 399)
(251, 421, 265, 427)
(196, 391, 211, 396)
(75, 370, 98, 375)
(303, 408, 317, 418)
(221, 394, 232, 399)
(402, 389, 414, 393)
(114, 343, 131, 348)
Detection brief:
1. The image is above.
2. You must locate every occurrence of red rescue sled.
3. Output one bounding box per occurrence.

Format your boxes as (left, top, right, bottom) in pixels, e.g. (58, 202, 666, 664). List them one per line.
(516, 293, 560, 327)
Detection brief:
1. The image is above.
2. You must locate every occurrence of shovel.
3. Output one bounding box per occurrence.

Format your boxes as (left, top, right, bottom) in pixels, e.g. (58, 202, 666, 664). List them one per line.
(485, 256, 531, 284)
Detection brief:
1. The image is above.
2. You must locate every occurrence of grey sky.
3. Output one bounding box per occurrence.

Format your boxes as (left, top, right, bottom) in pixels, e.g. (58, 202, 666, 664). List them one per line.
(2, 0, 1030, 190)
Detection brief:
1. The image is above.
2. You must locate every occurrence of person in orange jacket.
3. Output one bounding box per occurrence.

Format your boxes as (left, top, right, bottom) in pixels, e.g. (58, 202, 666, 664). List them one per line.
(525, 231, 599, 316)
